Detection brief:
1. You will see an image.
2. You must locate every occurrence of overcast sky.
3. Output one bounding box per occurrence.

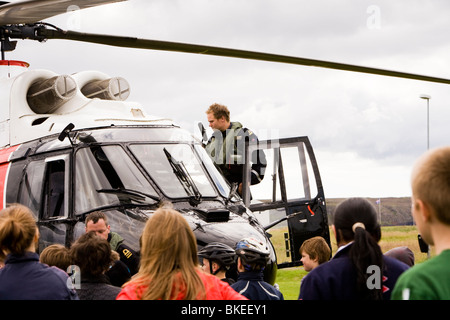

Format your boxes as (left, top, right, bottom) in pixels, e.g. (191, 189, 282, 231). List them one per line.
(9, 0, 450, 198)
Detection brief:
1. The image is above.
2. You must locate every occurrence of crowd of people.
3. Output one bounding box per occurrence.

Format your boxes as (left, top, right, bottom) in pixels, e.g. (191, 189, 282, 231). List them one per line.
(0, 203, 283, 300)
(1, 102, 450, 300)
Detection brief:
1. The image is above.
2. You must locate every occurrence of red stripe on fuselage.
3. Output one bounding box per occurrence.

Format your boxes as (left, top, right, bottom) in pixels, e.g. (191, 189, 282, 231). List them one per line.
(0, 145, 20, 208)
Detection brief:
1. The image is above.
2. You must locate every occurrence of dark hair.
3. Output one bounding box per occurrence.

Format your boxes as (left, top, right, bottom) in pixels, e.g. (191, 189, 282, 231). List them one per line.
(70, 231, 114, 276)
(85, 211, 108, 226)
(333, 198, 383, 300)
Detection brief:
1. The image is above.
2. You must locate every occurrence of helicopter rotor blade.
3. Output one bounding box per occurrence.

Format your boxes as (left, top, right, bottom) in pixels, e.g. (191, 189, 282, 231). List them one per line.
(0, 0, 127, 25)
(43, 28, 450, 85)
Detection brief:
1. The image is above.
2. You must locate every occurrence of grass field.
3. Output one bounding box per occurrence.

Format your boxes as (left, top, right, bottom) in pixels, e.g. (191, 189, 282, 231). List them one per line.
(272, 225, 431, 300)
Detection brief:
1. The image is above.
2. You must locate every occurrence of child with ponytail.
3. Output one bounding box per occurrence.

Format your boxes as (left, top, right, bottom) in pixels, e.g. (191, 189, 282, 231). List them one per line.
(299, 197, 409, 300)
(0, 204, 78, 300)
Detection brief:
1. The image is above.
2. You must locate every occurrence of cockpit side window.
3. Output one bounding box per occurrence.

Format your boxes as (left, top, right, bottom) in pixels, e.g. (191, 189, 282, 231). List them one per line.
(43, 159, 66, 219)
(18, 160, 46, 216)
(17, 154, 69, 220)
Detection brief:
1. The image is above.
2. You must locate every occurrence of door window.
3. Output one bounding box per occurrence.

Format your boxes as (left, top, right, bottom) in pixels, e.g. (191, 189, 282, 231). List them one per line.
(243, 137, 330, 268)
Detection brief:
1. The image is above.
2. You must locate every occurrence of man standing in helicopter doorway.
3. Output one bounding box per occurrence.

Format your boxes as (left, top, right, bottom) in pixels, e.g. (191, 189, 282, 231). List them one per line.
(205, 103, 266, 195)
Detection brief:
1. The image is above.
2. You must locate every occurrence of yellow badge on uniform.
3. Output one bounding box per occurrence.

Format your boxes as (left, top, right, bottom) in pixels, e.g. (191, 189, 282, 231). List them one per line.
(123, 249, 132, 259)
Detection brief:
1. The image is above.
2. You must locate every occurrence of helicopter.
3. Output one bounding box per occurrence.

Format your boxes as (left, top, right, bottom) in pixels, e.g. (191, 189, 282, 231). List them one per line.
(1, 0, 448, 285)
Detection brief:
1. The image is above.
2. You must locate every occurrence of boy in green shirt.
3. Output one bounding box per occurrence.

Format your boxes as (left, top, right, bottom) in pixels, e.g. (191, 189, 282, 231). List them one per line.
(392, 146, 450, 300)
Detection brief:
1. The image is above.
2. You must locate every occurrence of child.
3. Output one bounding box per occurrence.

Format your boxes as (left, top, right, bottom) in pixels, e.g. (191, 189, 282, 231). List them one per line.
(39, 244, 72, 272)
(70, 232, 122, 300)
(300, 236, 331, 272)
(299, 197, 408, 300)
(231, 237, 284, 300)
(116, 208, 246, 300)
(198, 242, 237, 285)
(392, 146, 450, 300)
(0, 204, 78, 300)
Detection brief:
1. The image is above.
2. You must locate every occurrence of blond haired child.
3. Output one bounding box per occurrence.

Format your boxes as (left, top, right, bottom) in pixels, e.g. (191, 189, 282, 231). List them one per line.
(392, 146, 450, 300)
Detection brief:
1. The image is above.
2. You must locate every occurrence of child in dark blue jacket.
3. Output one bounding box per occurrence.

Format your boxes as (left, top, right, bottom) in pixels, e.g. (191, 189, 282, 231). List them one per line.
(299, 198, 409, 300)
(231, 237, 283, 300)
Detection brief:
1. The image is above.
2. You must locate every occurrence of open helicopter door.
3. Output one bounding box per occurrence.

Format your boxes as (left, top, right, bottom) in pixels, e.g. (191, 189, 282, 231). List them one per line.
(242, 137, 331, 268)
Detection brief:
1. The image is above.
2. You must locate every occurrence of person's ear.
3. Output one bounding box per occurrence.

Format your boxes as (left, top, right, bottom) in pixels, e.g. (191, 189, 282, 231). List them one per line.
(415, 199, 432, 223)
(34, 227, 40, 243)
(236, 257, 244, 272)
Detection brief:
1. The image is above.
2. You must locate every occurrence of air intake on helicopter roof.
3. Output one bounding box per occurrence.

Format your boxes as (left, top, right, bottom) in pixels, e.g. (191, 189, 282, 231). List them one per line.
(27, 75, 77, 114)
(81, 77, 130, 101)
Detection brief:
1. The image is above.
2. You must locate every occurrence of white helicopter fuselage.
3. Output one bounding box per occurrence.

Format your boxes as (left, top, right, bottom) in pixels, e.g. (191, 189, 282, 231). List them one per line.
(0, 60, 175, 148)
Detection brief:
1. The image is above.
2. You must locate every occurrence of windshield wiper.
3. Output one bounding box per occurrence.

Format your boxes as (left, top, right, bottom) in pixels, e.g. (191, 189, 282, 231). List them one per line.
(225, 182, 239, 205)
(96, 188, 160, 204)
(163, 148, 202, 206)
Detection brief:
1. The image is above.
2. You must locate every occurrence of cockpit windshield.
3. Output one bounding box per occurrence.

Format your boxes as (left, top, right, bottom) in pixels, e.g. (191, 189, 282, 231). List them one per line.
(75, 145, 159, 214)
(129, 143, 217, 199)
(75, 142, 227, 214)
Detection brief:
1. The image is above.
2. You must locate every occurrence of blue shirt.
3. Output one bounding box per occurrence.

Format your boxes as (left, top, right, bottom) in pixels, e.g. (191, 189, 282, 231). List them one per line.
(231, 270, 284, 300)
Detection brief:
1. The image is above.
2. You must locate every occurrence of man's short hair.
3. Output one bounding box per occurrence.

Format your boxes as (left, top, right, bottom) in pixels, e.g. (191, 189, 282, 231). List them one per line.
(206, 103, 230, 122)
(85, 211, 108, 226)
